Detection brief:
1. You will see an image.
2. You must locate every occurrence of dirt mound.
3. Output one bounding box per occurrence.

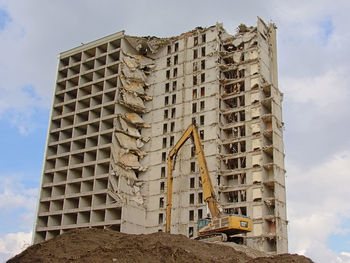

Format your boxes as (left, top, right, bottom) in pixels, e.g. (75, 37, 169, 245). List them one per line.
(8, 228, 313, 263)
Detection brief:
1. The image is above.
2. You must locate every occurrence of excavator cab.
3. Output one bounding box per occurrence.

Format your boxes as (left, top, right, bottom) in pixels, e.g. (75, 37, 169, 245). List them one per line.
(197, 218, 211, 232)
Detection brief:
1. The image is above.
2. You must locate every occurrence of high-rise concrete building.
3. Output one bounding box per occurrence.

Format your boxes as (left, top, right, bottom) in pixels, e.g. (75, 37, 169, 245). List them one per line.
(34, 17, 287, 254)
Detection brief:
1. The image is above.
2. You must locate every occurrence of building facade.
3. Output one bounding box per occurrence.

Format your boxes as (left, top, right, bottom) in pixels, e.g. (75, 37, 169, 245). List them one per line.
(34, 17, 288, 254)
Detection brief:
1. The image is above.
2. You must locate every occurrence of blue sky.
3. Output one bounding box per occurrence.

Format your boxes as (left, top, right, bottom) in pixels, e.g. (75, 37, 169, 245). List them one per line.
(0, 8, 10, 30)
(0, 1, 350, 262)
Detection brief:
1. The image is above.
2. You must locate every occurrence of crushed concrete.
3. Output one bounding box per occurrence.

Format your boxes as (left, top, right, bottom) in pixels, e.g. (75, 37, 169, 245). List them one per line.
(8, 228, 313, 263)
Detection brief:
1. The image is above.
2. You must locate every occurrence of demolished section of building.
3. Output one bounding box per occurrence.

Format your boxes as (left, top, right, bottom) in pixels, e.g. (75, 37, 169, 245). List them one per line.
(34, 17, 288, 254)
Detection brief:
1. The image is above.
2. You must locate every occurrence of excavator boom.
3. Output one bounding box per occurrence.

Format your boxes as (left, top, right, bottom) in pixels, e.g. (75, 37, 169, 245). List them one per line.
(166, 124, 220, 233)
(165, 124, 252, 238)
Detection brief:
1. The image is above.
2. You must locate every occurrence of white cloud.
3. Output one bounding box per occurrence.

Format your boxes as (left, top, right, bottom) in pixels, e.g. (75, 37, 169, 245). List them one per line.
(0, 176, 37, 212)
(287, 150, 350, 262)
(282, 70, 350, 111)
(0, 231, 32, 262)
(0, 176, 38, 231)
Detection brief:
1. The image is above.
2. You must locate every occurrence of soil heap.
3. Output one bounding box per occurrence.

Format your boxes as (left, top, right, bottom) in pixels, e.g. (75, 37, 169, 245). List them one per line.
(8, 228, 313, 263)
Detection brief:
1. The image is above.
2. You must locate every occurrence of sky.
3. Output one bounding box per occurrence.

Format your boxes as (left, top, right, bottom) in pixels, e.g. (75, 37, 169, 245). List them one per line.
(0, 0, 349, 262)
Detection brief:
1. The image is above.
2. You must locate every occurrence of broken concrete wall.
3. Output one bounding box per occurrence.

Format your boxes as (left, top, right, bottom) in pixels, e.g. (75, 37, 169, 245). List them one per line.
(109, 39, 157, 233)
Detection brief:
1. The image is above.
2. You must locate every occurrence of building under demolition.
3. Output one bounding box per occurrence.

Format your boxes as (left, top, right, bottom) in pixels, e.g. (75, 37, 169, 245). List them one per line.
(33, 17, 288, 254)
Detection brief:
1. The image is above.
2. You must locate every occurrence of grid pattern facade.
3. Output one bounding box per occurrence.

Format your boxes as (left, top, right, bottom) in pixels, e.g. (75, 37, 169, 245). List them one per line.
(34, 34, 123, 243)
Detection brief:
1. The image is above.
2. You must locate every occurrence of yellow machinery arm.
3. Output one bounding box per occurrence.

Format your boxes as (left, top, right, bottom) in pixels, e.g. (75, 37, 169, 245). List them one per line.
(166, 124, 221, 233)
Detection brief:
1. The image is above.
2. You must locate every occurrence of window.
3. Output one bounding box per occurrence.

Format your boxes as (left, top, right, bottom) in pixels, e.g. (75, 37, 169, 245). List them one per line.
(190, 162, 195, 172)
(198, 177, 202, 187)
(193, 75, 197, 85)
(171, 108, 176, 118)
(198, 209, 203, 219)
(193, 62, 198, 71)
(174, 55, 178, 65)
(201, 73, 205, 83)
(167, 45, 171, 54)
(190, 177, 195, 188)
(201, 60, 205, 70)
(172, 81, 177, 90)
(191, 146, 195, 157)
(192, 89, 197, 99)
(165, 83, 170, 93)
(200, 101, 205, 111)
(163, 123, 167, 134)
(161, 167, 166, 178)
(190, 194, 194, 204)
(189, 227, 194, 238)
(198, 192, 203, 203)
(159, 213, 164, 224)
(160, 181, 165, 190)
(174, 42, 179, 52)
(200, 115, 204, 125)
(192, 103, 197, 113)
(162, 152, 166, 162)
(164, 96, 169, 106)
(200, 87, 205, 97)
(194, 49, 198, 59)
(192, 117, 196, 125)
(202, 34, 206, 43)
(201, 47, 206, 56)
(173, 68, 177, 78)
(170, 122, 175, 132)
(164, 109, 168, 119)
(194, 36, 198, 46)
(170, 136, 174, 146)
(189, 210, 194, 221)
(167, 57, 171, 67)
(159, 197, 164, 208)
(162, 137, 167, 148)
(172, 94, 176, 104)
(200, 130, 204, 140)
(166, 70, 170, 79)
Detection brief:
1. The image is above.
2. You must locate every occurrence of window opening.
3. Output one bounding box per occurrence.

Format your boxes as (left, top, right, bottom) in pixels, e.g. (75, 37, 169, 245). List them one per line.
(190, 177, 195, 188)
(201, 60, 205, 70)
(201, 47, 206, 56)
(191, 162, 195, 172)
(192, 103, 197, 113)
(200, 87, 205, 97)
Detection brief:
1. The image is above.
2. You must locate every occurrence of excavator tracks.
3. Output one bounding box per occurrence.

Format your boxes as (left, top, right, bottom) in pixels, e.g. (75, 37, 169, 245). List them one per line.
(194, 232, 228, 242)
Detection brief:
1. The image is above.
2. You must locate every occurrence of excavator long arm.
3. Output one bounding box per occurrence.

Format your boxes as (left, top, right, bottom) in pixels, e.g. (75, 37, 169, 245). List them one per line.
(166, 124, 221, 233)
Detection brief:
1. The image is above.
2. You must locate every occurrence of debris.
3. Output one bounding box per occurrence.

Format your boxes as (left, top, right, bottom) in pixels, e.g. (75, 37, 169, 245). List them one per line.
(7, 228, 314, 263)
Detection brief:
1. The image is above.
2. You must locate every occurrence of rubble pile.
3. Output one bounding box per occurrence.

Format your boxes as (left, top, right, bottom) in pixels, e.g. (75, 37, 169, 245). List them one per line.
(8, 228, 313, 263)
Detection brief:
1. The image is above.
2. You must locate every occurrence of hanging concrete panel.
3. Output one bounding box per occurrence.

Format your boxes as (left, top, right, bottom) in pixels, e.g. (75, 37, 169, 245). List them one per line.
(251, 92, 260, 103)
(252, 171, 262, 183)
(124, 112, 149, 127)
(250, 77, 259, 89)
(119, 117, 141, 138)
(250, 63, 259, 75)
(248, 50, 258, 60)
(253, 223, 263, 235)
(115, 132, 139, 151)
(252, 188, 262, 200)
(253, 205, 262, 218)
(251, 123, 260, 134)
(251, 107, 260, 119)
(252, 138, 261, 150)
(121, 92, 145, 111)
(252, 154, 262, 166)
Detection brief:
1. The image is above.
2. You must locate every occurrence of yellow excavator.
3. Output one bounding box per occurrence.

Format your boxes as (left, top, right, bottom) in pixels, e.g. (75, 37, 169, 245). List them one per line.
(166, 124, 252, 242)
